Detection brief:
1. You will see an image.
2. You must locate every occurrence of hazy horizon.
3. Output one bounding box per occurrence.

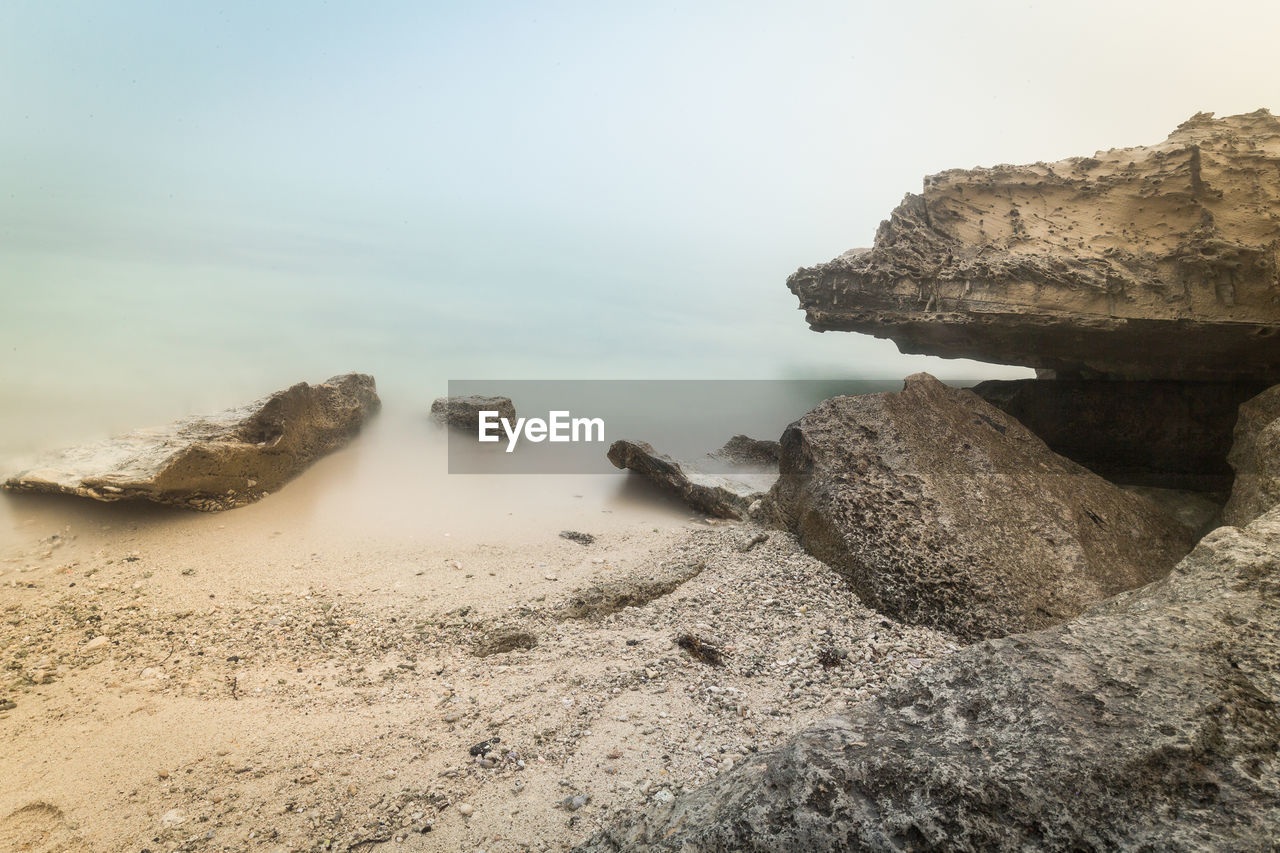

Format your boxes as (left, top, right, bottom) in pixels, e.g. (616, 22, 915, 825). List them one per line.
(3, 0, 1279, 450)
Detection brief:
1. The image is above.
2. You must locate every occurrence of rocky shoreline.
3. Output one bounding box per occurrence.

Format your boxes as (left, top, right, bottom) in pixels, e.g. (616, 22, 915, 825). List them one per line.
(583, 111, 1280, 850)
(2, 110, 1279, 850)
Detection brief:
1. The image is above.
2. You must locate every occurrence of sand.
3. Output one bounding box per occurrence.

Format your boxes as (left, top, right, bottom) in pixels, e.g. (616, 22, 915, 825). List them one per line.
(0, 473, 961, 853)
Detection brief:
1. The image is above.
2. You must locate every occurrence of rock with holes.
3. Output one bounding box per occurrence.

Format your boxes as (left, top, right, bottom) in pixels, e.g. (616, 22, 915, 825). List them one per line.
(1224, 383, 1280, 526)
(787, 110, 1280, 381)
(2, 374, 380, 511)
(770, 373, 1192, 640)
(577, 506, 1280, 853)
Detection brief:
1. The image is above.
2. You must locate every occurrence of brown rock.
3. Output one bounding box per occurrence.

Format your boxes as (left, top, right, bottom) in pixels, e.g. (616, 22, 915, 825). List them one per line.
(3, 373, 379, 511)
(1223, 383, 1280, 526)
(788, 111, 1280, 381)
(606, 440, 774, 520)
(770, 373, 1192, 640)
(430, 395, 516, 432)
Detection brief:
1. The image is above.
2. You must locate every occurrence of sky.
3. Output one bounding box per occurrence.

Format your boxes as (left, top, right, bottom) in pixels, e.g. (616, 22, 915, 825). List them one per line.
(2, 0, 1279, 430)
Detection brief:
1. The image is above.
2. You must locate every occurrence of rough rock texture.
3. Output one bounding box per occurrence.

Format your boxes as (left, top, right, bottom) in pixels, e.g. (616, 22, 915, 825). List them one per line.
(607, 440, 775, 520)
(973, 378, 1267, 491)
(788, 110, 1280, 381)
(3, 374, 379, 511)
(578, 506, 1280, 853)
(430, 395, 516, 431)
(710, 435, 782, 466)
(1224, 384, 1280, 526)
(1121, 485, 1224, 540)
(771, 373, 1191, 640)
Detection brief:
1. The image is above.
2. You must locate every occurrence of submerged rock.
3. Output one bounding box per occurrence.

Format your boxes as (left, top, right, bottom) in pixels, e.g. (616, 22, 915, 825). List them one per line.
(606, 440, 775, 520)
(771, 373, 1191, 640)
(578, 506, 1280, 853)
(1224, 383, 1280, 526)
(430, 395, 516, 431)
(788, 110, 1280, 381)
(3, 373, 379, 511)
(973, 378, 1267, 491)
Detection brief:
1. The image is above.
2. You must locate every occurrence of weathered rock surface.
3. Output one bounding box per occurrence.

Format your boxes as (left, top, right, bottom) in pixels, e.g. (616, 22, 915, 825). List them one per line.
(3, 374, 379, 511)
(1224, 384, 1280, 526)
(1121, 485, 1224, 539)
(788, 110, 1280, 381)
(607, 440, 775, 520)
(578, 506, 1280, 853)
(771, 373, 1191, 639)
(430, 395, 515, 431)
(973, 378, 1267, 491)
(710, 434, 782, 466)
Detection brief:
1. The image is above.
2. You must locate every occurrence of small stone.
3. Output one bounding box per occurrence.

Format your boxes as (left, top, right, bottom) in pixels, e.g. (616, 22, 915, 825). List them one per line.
(83, 635, 108, 651)
(560, 793, 591, 811)
(456, 803, 474, 816)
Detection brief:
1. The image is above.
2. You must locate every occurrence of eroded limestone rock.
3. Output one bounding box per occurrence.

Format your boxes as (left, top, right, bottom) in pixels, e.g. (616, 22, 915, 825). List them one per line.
(430, 395, 516, 432)
(788, 111, 1280, 381)
(579, 506, 1280, 852)
(3, 374, 379, 511)
(1224, 383, 1280, 526)
(606, 440, 775, 520)
(770, 373, 1191, 639)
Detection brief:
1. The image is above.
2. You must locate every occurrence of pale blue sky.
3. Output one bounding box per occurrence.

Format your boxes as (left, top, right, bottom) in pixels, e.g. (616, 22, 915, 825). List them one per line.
(2, 0, 1279, 423)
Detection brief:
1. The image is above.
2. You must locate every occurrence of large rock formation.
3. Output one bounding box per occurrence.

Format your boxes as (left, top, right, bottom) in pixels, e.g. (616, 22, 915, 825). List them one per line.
(788, 110, 1280, 381)
(3, 374, 379, 511)
(770, 374, 1191, 640)
(1224, 384, 1280, 526)
(972, 378, 1267, 491)
(607, 440, 775, 520)
(577, 505, 1280, 852)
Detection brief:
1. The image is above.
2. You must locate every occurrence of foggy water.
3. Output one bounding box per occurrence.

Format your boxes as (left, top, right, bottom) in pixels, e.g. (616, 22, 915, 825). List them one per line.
(0, 237, 1027, 551)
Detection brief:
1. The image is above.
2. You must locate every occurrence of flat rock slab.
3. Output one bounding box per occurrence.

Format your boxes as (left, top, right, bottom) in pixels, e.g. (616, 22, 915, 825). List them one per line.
(578, 506, 1280, 852)
(1224, 383, 1280, 526)
(607, 440, 775, 520)
(788, 110, 1280, 381)
(3, 373, 379, 511)
(771, 373, 1192, 640)
(430, 395, 515, 432)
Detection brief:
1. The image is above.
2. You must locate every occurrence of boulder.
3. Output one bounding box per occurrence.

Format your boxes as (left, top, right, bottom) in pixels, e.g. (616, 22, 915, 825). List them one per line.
(430, 395, 516, 432)
(1223, 384, 1280, 526)
(578, 506, 1280, 853)
(607, 440, 775, 520)
(709, 434, 782, 466)
(972, 378, 1267, 491)
(771, 373, 1191, 640)
(3, 374, 379, 511)
(788, 110, 1280, 381)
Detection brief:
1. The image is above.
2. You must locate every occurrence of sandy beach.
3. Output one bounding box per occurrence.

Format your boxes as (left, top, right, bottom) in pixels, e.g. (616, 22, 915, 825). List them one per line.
(0, 467, 955, 852)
